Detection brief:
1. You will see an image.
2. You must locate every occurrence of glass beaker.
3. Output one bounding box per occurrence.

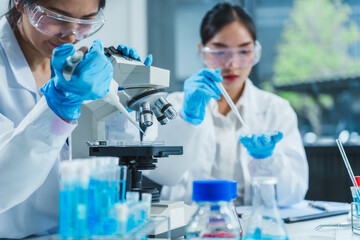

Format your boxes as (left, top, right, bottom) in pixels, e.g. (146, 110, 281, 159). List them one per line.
(244, 177, 289, 240)
(351, 186, 360, 229)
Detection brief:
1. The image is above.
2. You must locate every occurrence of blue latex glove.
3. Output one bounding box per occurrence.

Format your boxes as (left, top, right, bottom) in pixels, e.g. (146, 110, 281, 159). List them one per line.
(239, 131, 283, 159)
(181, 68, 222, 125)
(41, 39, 113, 120)
(117, 44, 153, 66)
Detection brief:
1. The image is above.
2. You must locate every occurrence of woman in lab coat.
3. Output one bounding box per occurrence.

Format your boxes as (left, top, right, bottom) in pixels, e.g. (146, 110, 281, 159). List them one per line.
(145, 3, 309, 207)
(0, 0, 144, 238)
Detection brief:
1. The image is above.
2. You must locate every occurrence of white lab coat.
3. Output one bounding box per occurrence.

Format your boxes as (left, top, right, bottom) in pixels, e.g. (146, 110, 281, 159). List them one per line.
(144, 79, 309, 207)
(0, 17, 76, 238)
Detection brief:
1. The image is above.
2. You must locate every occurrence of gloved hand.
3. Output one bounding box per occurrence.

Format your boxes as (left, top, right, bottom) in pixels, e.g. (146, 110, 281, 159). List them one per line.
(40, 39, 113, 120)
(117, 44, 153, 66)
(239, 131, 283, 159)
(181, 68, 223, 125)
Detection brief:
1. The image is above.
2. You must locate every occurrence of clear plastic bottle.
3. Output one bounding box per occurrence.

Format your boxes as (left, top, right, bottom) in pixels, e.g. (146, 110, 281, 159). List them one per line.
(186, 180, 241, 240)
(244, 177, 289, 240)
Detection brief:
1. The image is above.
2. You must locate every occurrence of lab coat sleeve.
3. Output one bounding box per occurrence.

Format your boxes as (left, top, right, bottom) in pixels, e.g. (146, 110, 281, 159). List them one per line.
(0, 97, 76, 213)
(143, 92, 216, 186)
(268, 102, 309, 207)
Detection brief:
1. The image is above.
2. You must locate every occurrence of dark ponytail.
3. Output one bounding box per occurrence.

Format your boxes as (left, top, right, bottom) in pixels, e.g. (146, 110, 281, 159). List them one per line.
(200, 3, 256, 45)
(6, 0, 107, 30)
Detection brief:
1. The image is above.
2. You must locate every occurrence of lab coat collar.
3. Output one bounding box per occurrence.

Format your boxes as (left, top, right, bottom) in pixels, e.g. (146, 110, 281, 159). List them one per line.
(0, 17, 39, 98)
(237, 79, 264, 114)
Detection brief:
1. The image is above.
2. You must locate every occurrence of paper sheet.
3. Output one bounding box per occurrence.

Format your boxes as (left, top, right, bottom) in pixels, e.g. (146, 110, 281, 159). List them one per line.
(236, 200, 350, 219)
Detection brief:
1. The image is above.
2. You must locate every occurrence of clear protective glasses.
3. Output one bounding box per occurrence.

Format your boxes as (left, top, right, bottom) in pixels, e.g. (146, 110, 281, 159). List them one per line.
(201, 40, 262, 68)
(26, 3, 105, 40)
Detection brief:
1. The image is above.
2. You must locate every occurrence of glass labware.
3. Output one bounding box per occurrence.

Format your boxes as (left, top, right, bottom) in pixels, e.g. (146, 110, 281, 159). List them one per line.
(244, 177, 289, 240)
(186, 180, 241, 240)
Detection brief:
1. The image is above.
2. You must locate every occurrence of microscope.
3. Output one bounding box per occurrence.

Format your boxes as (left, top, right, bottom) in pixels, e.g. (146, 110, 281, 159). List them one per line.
(71, 47, 191, 238)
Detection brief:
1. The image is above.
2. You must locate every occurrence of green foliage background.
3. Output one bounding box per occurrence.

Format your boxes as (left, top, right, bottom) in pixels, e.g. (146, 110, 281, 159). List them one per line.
(271, 0, 360, 134)
(274, 0, 360, 84)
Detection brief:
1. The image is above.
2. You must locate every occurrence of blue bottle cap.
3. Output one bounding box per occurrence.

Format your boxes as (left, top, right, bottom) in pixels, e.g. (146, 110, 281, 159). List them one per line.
(230, 181, 237, 199)
(192, 180, 232, 202)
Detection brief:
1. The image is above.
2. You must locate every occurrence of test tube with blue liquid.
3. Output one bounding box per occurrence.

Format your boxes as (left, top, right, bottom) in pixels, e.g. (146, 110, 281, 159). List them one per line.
(115, 202, 129, 235)
(88, 160, 108, 235)
(59, 162, 76, 237)
(87, 160, 99, 235)
(126, 191, 140, 231)
(74, 162, 91, 237)
(102, 165, 127, 234)
(140, 193, 152, 225)
(59, 158, 132, 238)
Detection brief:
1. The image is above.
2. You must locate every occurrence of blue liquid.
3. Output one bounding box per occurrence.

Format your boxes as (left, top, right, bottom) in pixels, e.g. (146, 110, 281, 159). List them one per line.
(102, 218, 117, 234)
(353, 196, 360, 213)
(87, 179, 98, 235)
(140, 208, 148, 225)
(87, 179, 111, 235)
(118, 180, 126, 202)
(74, 186, 89, 237)
(244, 228, 289, 240)
(116, 220, 127, 235)
(59, 188, 75, 237)
(88, 179, 127, 235)
(186, 237, 240, 240)
(98, 180, 111, 234)
(127, 211, 136, 232)
(111, 180, 126, 203)
(244, 236, 289, 240)
(62, 177, 128, 237)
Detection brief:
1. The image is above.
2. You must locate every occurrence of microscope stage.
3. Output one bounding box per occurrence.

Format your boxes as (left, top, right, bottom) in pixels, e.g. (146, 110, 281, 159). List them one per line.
(89, 144, 183, 158)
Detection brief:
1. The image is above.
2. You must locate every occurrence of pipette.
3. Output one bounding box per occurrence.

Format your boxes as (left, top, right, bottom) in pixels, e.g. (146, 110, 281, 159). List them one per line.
(216, 82, 248, 130)
(63, 49, 145, 135)
(336, 139, 360, 200)
(103, 80, 145, 135)
(63, 48, 86, 81)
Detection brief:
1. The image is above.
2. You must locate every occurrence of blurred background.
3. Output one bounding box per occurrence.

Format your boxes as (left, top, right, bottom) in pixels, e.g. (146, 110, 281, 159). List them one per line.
(1, 0, 360, 201)
(148, 0, 360, 147)
(2, 0, 359, 145)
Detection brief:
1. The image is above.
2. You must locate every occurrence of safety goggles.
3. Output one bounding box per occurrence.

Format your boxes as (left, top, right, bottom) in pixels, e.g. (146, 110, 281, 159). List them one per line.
(201, 40, 262, 68)
(26, 3, 105, 40)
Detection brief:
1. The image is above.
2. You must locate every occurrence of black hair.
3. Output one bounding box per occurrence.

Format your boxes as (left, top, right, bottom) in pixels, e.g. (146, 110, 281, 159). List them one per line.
(200, 3, 256, 45)
(6, 0, 106, 30)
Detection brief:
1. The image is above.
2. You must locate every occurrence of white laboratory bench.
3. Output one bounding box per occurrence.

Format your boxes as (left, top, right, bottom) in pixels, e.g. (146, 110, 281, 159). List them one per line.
(276, 214, 358, 240)
(20, 213, 360, 240)
(173, 213, 360, 240)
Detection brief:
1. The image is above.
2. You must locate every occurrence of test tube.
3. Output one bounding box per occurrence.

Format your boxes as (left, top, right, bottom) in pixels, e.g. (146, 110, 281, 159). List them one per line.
(116, 166, 127, 203)
(115, 202, 129, 235)
(59, 162, 77, 237)
(141, 193, 152, 223)
(74, 163, 91, 237)
(126, 192, 140, 231)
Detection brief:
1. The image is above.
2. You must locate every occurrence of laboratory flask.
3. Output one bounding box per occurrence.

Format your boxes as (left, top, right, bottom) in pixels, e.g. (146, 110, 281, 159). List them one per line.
(186, 180, 241, 240)
(244, 177, 289, 240)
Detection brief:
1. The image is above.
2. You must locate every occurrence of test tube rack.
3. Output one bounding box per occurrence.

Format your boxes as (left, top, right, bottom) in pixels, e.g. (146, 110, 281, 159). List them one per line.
(52, 215, 170, 240)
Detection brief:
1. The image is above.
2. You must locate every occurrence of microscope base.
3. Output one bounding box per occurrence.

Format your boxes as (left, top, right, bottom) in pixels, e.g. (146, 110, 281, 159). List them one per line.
(149, 201, 196, 239)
